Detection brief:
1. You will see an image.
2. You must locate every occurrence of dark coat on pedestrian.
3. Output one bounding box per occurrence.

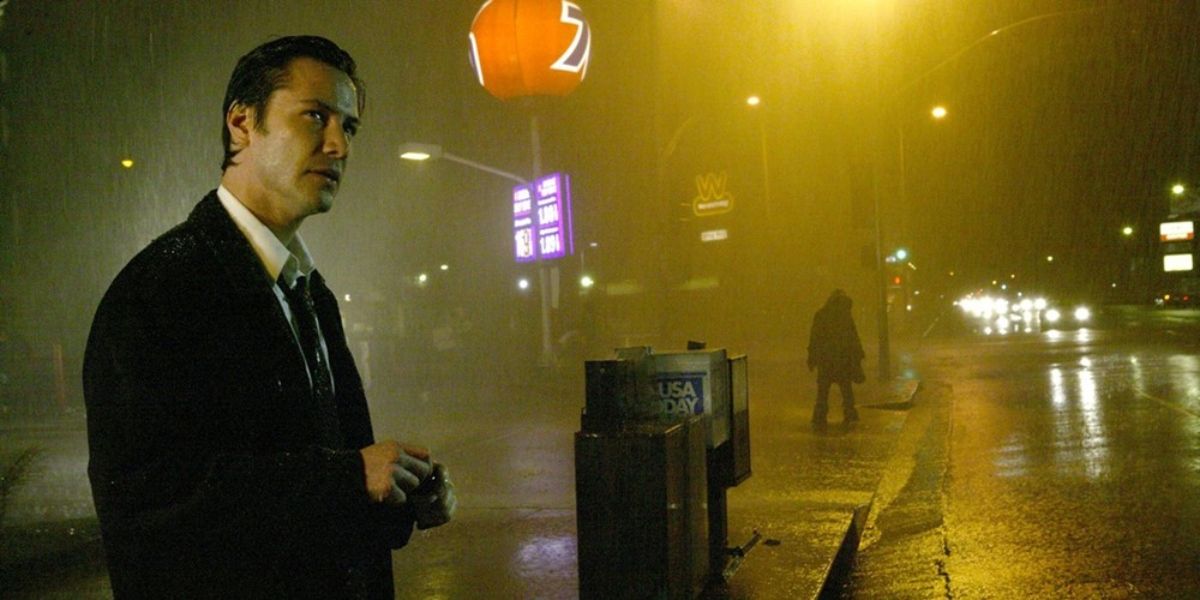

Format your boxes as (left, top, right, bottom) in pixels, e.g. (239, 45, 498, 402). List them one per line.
(806, 291, 866, 382)
(83, 192, 413, 599)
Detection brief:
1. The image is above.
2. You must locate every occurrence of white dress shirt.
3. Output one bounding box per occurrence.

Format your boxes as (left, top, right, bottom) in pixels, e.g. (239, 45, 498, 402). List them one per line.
(216, 185, 333, 392)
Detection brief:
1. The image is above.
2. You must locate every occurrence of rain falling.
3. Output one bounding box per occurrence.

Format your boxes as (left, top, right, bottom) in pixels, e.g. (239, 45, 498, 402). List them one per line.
(2, 1, 1200, 598)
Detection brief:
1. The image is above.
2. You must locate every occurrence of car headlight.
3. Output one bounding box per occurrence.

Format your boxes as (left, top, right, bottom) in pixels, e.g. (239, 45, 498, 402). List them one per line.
(1074, 306, 1091, 322)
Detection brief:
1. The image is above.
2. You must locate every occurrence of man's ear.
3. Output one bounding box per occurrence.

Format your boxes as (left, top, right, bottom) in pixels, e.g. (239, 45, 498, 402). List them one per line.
(226, 102, 254, 153)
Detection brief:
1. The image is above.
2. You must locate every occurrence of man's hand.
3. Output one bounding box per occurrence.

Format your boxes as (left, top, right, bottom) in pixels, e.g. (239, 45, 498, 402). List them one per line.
(360, 441, 433, 505)
(410, 462, 457, 530)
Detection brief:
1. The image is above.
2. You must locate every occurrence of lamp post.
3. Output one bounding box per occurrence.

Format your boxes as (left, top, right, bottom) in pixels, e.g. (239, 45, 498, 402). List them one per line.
(399, 142, 527, 185)
(399, 141, 558, 366)
(746, 95, 772, 219)
(1169, 183, 1200, 216)
(874, 105, 944, 380)
(872, 183, 891, 380)
(871, 6, 1109, 379)
(654, 96, 773, 347)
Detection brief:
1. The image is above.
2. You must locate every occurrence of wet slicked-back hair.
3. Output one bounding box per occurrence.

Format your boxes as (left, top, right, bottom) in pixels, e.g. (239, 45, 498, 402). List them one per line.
(220, 35, 365, 171)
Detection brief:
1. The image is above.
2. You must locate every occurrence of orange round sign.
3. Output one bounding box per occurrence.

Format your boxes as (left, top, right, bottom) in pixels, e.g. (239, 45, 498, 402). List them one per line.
(469, 0, 592, 100)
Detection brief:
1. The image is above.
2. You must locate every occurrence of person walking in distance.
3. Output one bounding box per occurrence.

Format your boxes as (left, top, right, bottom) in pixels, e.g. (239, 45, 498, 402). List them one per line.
(806, 289, 866, 426)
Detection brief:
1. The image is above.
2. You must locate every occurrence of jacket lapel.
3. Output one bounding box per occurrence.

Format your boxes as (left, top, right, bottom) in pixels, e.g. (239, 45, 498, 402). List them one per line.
(186, 193, 318, 417)
(188, 192, 297, 344)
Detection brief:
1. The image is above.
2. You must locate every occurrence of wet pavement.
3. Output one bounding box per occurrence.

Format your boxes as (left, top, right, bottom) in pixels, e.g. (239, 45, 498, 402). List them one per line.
(0, 344, 919, 599)
(840, 379, 954, 599)
(708, 366, 914, 599)
(845, 307, 1200, 598)
(934, 325, 1200, 598)
(11, 306, 1200, 599)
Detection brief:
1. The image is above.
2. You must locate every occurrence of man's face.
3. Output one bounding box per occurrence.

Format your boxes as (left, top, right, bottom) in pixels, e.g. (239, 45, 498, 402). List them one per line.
(237, 57, 360, 226)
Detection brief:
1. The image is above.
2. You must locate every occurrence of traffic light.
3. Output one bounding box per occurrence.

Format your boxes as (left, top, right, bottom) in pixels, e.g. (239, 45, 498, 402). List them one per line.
(886, 248, 910, 264)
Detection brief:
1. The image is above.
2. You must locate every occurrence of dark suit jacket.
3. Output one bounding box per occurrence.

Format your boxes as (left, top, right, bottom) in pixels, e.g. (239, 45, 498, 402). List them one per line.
(84, 192, 411, 599)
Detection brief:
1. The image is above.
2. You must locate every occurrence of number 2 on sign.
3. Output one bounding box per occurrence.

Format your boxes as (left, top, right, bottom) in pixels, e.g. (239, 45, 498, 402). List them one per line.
(551, 2, 591, 75)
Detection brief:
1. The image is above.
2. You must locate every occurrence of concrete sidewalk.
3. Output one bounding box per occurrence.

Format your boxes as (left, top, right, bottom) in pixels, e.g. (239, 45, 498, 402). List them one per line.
(711, 371, 919, 599)
(0, 358, 919, 599)
(388, 361, 920, 599)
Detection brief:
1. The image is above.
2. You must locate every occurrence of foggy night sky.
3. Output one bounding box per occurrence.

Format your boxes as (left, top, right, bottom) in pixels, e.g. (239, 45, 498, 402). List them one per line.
(2, 1, 1199, 391)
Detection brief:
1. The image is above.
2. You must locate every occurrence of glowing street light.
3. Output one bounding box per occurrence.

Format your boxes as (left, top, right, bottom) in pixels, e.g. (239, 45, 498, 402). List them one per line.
(399, 148, 431, 161)
(398, 142, 527, 185)
(1167, 183, 1200, 215)
(744, 94, 771, 218)
(871, 4, 1112, 377)
(1121, 226, 1133, 237)
(401, 141, 570, 366)
(881, 107, 946, 378)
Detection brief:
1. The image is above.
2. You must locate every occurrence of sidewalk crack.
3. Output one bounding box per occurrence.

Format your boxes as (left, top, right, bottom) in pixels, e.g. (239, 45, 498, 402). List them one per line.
(937, 384, 955, 599)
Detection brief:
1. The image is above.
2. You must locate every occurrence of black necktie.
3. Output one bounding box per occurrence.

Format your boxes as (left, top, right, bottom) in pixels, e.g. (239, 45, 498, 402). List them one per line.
(281, 275, 339, 440)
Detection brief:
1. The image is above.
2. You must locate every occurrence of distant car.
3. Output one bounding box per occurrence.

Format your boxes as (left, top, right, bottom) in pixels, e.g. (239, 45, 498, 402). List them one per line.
(1155, 293, 1200, 307)
(1042, 304, 1093, 330)
(955, 293, 1094, 334)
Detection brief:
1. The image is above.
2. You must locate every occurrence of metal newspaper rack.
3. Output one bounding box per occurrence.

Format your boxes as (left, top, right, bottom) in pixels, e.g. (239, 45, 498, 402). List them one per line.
(575, 344, 751, 599)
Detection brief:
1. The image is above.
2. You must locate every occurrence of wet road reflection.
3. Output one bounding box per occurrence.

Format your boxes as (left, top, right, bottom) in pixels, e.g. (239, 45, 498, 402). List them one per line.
(918, 307, 1200, 597)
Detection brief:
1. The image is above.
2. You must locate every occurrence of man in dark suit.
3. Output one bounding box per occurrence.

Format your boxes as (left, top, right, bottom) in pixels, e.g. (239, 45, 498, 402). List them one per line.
(83, 36, 455, 598)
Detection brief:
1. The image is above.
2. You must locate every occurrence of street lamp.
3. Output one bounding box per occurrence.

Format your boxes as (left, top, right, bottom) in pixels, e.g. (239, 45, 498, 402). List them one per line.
(872, 6, 1109, 379)
(655, 97, 774, 345)
(745, 94, 772, 218)
(1167, 182, 1200, 215)
(874, 106, 944, 379)
(399, 142, 527, 185)
(399, 141, 558, 366)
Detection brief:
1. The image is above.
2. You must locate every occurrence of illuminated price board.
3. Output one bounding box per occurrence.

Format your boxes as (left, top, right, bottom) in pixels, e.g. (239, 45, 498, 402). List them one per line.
(513, 186, 536, 263)
(513, 172, 573, 263)
(1164, 253, 1194, 272)
(1160, 220, 1195, 242)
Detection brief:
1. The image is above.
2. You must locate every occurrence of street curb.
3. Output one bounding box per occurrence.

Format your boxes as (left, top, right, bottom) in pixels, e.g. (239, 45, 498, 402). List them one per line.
(812, 378, 922, 599)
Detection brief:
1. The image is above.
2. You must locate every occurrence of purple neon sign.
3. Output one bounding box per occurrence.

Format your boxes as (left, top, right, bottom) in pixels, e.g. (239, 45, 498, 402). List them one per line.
(513, 185, 536, 263)
(513, 172, 573, 263)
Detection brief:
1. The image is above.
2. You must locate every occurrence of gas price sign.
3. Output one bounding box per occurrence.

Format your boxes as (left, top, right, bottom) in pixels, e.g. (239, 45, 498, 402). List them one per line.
(513, 172, 573, 263)
(513, 186, 536, 262)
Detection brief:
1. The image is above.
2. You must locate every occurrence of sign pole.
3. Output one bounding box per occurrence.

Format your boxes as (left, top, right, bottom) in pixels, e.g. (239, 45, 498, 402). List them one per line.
(531, 115, 557, 367)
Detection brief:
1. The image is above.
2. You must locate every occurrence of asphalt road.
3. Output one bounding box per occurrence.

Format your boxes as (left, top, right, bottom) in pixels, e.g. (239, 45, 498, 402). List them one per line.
(845, 306, 1200, 598)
